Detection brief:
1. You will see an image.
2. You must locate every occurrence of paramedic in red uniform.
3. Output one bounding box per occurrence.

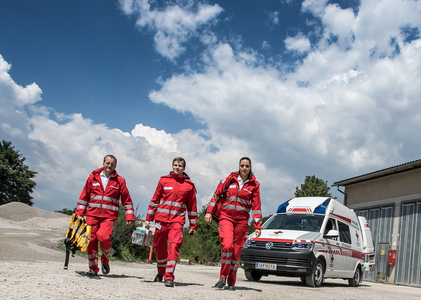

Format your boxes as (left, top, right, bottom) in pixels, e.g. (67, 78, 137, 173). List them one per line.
(205, 157, 262, 291)
(144, 157, 198, 288)
(76, 155, 135, 276)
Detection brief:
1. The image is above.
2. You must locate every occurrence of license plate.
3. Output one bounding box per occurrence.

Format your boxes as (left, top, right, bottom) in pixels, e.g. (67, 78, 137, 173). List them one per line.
(255, 263, 277, 270)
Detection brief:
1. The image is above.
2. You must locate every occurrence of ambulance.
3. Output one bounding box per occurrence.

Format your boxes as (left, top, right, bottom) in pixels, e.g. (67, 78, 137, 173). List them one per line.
(240, 197, 375, 287)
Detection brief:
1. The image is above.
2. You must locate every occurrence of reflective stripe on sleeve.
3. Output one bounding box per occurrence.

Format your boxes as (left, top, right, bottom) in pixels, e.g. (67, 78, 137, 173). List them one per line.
(125, 209, 134, 215)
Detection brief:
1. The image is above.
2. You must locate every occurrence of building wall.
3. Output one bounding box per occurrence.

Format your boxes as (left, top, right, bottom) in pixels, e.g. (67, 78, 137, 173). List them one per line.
(344, 168, 421, 286)
(345, 168, 421, 205)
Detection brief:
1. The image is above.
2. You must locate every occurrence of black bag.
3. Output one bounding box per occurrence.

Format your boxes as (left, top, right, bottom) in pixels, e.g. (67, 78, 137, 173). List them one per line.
(211, 176, 233, 223)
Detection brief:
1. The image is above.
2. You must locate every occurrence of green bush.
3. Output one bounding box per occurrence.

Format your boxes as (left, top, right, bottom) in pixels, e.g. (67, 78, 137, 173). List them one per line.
(110, 205, 152, 262)
(179, 206, 220, 263)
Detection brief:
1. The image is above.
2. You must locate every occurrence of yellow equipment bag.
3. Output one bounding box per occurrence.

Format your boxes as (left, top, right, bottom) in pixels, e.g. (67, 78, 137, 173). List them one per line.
(63, 213, 92, 270)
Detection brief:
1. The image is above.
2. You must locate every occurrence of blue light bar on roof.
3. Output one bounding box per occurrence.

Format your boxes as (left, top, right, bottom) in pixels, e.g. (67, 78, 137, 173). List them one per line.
(313, 198, 331, 214)
(276, 198, 292, 213)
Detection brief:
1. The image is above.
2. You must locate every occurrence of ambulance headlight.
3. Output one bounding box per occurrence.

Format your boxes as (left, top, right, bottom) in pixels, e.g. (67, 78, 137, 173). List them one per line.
(291, 242, 314, 252)
(244, 239, 252, 248)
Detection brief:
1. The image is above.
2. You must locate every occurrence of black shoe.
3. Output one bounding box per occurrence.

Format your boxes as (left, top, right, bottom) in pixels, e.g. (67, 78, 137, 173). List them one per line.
(101, 263, 110, 275)
(164, 279, 174, 287)
(214, 277, 226, 288)
(87, 270, 98, 277)
(227, 285, 236, 291)
(154, 274, 163, 282)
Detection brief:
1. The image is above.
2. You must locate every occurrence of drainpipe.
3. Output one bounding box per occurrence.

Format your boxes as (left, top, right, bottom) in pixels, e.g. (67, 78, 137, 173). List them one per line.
(336, 186, 347, 206)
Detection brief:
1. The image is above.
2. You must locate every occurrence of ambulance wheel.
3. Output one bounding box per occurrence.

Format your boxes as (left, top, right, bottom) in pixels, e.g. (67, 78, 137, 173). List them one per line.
(348, 268, 361, 287)
(245, 270, 262, 281)
(305, 259, 324, 287)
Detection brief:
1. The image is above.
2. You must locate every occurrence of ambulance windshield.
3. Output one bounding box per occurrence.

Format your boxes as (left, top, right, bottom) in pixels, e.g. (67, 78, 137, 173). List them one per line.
(263, 214, 324, 232)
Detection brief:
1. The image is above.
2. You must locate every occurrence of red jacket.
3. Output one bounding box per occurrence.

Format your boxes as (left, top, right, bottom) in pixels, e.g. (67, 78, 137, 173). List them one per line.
(207, 172, 262, 230)
(76, 168, 135, 222)
(146, 172, 198, 230)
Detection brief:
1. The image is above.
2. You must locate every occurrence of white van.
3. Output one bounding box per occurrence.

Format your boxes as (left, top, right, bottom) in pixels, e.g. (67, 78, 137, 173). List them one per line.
(240, 197, 375, 287)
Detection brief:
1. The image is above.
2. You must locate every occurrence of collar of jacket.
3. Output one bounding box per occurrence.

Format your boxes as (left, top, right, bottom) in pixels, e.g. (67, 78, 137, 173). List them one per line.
(163, 172, 195, 186)
(230, 171, 256, 183)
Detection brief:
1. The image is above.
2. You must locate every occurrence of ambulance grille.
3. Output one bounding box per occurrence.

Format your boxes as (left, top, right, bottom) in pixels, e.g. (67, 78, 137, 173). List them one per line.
(250, 241, 292, 249)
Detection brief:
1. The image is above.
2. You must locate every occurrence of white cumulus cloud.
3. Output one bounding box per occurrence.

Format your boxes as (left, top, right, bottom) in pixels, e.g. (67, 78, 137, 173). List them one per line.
(118, 0, 223, 61)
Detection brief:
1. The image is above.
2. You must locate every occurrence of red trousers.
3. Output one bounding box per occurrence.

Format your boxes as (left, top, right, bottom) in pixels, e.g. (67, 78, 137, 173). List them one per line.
(86, 216, 114, 273)
(153, 222, 183, 281)
(218, 218, 249, 286)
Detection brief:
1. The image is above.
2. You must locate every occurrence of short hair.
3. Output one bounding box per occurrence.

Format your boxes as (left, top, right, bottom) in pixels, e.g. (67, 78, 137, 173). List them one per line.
(173, 157, 186, 168)
(104, 155, 117, 164)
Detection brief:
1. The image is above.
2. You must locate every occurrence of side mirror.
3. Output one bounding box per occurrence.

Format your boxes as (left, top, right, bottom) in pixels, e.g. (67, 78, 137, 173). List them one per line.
(325, 229, 339, 238)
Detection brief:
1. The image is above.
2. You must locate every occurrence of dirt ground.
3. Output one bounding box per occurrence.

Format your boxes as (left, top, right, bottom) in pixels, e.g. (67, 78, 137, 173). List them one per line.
(0, 202, 420, 300)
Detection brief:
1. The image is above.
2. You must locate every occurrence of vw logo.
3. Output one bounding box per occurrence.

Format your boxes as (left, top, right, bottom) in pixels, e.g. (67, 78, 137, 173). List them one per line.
(266, 242, 273, 250)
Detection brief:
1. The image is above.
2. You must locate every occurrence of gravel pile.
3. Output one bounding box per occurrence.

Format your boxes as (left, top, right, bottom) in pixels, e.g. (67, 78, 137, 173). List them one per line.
(0, 202, 69, 231)
(0, 202, 66, 221)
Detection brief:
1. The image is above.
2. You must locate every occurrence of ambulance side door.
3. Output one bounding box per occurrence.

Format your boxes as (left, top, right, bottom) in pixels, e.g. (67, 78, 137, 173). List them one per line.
(322, 218, 345, 277)
(337, 220, 355, 276)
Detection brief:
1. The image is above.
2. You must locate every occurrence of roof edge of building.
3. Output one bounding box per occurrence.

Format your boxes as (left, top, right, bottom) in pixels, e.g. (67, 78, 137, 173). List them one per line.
(332, 159, 421, 187)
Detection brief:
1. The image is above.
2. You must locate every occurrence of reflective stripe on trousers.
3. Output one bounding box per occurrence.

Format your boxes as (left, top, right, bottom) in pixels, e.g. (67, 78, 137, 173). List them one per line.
(153, 222, 184, 281)
(86, 216, 115, 273)
(218, 218, 248, 286)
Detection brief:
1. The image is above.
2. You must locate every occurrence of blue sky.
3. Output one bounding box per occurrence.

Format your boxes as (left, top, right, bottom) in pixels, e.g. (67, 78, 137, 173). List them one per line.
(1, 0, 421, 218)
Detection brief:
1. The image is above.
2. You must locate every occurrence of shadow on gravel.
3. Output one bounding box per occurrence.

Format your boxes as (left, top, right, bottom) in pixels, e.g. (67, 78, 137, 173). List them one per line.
(258, 279, 369, 288)
(74, 271, 144, 280)
(171, 282, 205, 287)
(228, 286, 263, 292)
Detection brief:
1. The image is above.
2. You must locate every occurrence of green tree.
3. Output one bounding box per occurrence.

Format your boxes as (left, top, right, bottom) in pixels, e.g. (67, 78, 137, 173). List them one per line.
(110, 205, 150, 261)
(179, 205, 221, 262)
(0, 140, 37, 206)
(294, 175, 336, 199)
(55, 207, 76, 216)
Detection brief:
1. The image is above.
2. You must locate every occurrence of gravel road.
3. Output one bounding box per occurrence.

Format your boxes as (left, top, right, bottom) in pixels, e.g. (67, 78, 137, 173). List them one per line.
(0, 202, 420, 300)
